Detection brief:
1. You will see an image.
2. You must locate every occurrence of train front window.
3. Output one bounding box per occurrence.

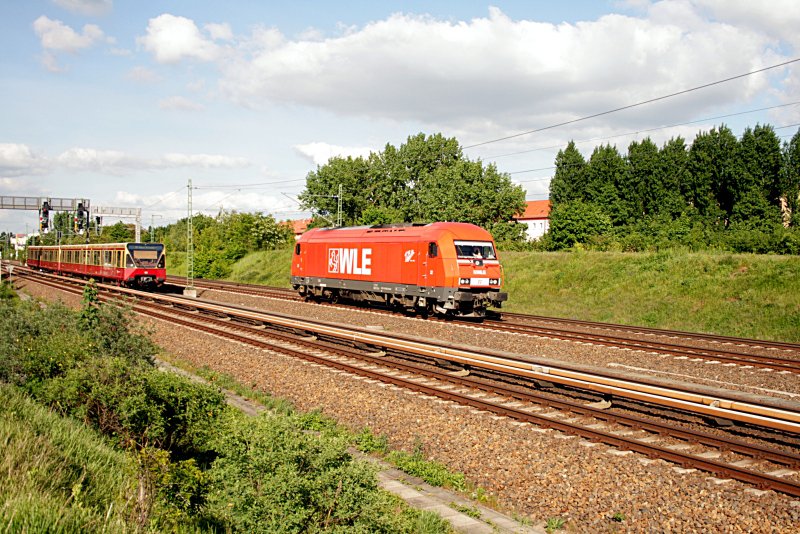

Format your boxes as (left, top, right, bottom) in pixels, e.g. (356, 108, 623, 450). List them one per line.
(454, 241, 496, 259)
(127, 244, 163, 268)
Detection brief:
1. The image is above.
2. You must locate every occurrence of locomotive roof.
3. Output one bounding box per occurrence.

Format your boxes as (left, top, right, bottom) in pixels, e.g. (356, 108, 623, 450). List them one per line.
(300, 222, 494, 242)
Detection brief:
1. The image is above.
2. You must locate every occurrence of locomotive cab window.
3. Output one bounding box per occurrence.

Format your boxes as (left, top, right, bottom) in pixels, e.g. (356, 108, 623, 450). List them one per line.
(295, 243, 301, 255)
(454, 241, 496, 260)
(427, 242, 438, 258)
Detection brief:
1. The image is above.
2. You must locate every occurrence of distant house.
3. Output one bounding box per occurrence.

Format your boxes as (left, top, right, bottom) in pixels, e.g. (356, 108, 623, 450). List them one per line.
(514, 200, 551, 240)
(287, 218, 312, 240)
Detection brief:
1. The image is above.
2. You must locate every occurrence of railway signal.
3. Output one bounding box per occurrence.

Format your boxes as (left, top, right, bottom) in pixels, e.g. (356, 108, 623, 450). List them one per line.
(74, 203, 87, 233)
(39, 201, 50, 232)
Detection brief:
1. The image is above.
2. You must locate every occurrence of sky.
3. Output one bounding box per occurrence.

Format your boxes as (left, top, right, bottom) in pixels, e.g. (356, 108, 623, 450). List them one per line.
(1, 0, 799, 234)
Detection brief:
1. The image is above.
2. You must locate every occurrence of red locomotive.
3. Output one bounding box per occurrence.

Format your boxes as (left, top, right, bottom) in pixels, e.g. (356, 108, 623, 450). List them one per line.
(26, 242, 166, 288)
(291, 222, 507, 317)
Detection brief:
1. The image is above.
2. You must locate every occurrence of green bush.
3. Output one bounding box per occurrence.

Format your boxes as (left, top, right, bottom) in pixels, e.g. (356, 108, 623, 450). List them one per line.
(38, 357, 227, 457)
(0, 384, 137, 531)
(1, 298, 452, 533)
(205, 412, 413, 532)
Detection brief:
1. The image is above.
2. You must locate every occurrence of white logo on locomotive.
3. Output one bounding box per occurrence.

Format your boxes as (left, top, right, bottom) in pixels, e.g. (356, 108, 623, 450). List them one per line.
(328, 247, 372, 275)
(404, 249, 415, 262)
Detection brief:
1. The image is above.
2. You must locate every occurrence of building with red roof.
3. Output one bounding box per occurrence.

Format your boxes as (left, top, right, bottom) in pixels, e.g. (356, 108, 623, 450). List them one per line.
(286, 218, 312, 240)
(513, 200, 551, 240)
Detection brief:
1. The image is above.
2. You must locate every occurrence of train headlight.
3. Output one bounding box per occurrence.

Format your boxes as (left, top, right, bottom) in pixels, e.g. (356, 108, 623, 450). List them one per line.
(459, 278, 470, 285)
(489, 278, 499, 285)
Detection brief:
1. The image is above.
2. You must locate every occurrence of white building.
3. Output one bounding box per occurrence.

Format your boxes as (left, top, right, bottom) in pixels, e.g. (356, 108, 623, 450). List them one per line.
(514, 200, 551, 240)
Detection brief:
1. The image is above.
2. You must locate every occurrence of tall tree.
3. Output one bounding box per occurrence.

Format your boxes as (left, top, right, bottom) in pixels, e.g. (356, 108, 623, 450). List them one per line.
(300, 155, 373, 226)
(549, 141, 587, 205)
(299, 133, 526, 241)
(739, 124, 782, 201)
(654, 137, 689, 218)
(625, 138, 658, 218)
(583, 144, 627, 224)
(686, 125, 740, 222)
(733, 124, 782, 227)
(780, 128, 800, 226)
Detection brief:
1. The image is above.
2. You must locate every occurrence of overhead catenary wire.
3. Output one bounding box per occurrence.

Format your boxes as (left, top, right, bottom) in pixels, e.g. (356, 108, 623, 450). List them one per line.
(506, 121, 800, 176)
(486, 101, 800, 160)
(463, 58, 800, 150)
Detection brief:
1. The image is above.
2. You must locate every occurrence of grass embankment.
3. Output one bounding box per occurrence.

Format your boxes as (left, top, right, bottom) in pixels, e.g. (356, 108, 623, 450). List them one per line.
(0, 385, 135, 531)
(501, 250, 800, 343)
(1, 292, 454, 533)
(183, 248, 800, 343)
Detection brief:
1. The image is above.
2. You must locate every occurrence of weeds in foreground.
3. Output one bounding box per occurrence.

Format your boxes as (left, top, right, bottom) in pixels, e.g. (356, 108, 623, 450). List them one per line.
(545, 517, 566, 533)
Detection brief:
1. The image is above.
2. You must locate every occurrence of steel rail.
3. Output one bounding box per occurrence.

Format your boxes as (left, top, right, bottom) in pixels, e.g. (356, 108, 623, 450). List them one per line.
(165, 275, 800, 365)
(18, 272, 800, 496)
(498, 312, 800, 353)
(476, 320, 800, 372)
(20, 268, 800, 434)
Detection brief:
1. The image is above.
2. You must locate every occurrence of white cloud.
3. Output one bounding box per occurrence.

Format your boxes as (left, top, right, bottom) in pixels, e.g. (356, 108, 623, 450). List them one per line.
(52, 148, 249, 173)
(293, 142, 374, 166)
(114, 190, 291, 218)
(0, 144, 48, 177)
(159, 96, 204, 111)
(126, 66, 160, 83)
(692, 0, 800, 48)
(205, 22, 233, 41)
(216, 5, 794, 140)
(162, 153, 250, 168)
(40, 51, 66, 73)
(53, 0, 113, 17)
(33, 16, 106, 52)
(56, 147, 142, 173)
(138, 14, 220, 63)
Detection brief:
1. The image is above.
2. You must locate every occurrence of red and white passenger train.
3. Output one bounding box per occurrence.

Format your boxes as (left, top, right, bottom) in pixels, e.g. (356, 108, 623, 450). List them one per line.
(26, 242, 166, 288)
(291, 222, 507, 317)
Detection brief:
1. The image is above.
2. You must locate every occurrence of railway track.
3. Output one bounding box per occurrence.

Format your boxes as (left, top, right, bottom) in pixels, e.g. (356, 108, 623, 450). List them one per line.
(15, 270, 800, 497)
(166, 275, 800, 374)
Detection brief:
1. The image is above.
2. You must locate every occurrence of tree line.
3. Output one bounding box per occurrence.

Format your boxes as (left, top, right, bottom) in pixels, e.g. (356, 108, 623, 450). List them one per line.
(300, 133, 528, 243)
(546, 125, 800, 253)
(27, 211, 295, 278)
(20, 125, 800, 263)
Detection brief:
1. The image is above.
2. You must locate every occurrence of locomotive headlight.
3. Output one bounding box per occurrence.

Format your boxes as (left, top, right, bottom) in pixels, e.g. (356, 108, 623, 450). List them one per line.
(459, 278, 470, 285)
(489, 278, 499, 285)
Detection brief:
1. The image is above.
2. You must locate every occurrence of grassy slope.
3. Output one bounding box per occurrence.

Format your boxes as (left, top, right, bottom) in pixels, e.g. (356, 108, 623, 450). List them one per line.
(177, 247, 799, 343)
(0, 385, 135, 531)
(501, 250, 800, 342)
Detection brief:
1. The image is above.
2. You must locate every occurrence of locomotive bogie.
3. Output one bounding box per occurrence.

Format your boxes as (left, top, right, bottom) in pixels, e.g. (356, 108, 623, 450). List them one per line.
(291, 222, 508, 318)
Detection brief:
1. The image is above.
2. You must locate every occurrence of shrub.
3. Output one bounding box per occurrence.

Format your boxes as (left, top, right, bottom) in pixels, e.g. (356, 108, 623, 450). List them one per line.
(205, 412, 407, 532)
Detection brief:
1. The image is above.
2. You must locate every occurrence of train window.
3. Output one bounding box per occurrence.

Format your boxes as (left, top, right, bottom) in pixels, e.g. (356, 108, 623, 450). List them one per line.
(295, 243, 301, 255)
(428, 242, 438, 258)
(131, 249, 158, 267)
(454, 241, 496, 259)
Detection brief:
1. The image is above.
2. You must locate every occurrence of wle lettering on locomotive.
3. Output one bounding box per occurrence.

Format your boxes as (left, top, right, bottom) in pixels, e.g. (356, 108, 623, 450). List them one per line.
(291, 222, 507, 318)
(328, 247, 372, 275)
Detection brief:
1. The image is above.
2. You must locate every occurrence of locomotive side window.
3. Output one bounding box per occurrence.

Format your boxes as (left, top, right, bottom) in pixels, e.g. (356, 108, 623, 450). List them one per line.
(454, 240, 496, 259)
(295, 243, 301, 255)
(428, 242, 438, 258)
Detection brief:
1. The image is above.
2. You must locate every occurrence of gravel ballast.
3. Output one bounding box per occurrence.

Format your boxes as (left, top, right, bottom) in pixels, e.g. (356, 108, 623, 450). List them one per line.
(18, 279, 800, 532)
